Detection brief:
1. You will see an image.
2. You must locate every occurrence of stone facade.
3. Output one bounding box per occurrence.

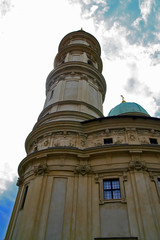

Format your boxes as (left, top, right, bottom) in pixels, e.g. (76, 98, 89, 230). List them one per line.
(5, 30, 160, 240)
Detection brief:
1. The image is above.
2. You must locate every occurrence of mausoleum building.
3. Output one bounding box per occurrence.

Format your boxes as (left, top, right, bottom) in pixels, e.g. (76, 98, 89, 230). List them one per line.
(5, 30, 160, 240)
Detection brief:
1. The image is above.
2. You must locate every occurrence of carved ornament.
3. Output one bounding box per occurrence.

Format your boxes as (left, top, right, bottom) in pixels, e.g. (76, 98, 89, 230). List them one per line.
(128, 160, 147, 171)
(138, 136, 149, 144)
(34, 164, 48, 176)
(58, 74, 65, 80)
(16, 177, 24, 186)
(75, 165, 93, 176)
(81, 74, 88, 81)
(128, 132, 136, 141)
(114, 136, 125, 144)
(44, 140, 49, 146)
(149, 171, 155, 181)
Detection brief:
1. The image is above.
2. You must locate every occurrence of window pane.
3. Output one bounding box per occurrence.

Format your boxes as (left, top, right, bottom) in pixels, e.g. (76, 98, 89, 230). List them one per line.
(158, 178, 160, 187)
(104, 138, 113, 144)
(104, 181, 111, 190)
(113, 190, 121, 199)
(112, 180, 120, 189)
(149, 138, 158, 144)
(104, 191, 112, 200)
(21, 185, 28, 209)
(103, 179, 121, 200)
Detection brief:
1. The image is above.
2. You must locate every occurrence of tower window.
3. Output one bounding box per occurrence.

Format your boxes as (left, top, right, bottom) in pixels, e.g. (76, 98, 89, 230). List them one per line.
(104, 138, 113, 144)
(49, 90, 54, 100)
(149, 138, 158, 144)
(88, 60, 94, 66)
(103, 179, 121, 200)
(158, 178, 160, 187)
(20, 185, 28, 210)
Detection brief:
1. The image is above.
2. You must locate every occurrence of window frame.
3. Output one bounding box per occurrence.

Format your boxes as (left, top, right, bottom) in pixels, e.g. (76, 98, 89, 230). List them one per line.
(149, 138, 158, 144)
(156, 177, 160, 199)
(103, 178, 121, 200)
(97, 174, 126, 204)
(20, 185, 29, 210)
(104, 138, 113, 145)
(150, 173, 160, 200)
(158, 178, 160, 187)
(49, 90, 54, 100)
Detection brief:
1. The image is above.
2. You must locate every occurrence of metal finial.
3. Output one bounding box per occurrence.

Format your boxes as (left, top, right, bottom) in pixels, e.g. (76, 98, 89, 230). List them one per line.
(121, 95, 126, 103)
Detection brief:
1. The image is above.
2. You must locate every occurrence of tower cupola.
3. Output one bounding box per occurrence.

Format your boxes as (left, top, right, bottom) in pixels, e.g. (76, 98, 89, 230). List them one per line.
(38, 30, 106, 124)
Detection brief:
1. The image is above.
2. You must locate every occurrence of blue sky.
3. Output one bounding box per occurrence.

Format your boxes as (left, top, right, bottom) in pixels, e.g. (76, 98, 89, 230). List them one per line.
(0, 180, 17, 239)
(0, 0, 160, 238)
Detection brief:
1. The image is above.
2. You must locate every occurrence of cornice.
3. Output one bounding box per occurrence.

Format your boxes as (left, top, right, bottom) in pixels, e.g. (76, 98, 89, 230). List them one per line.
(83, 114, 160, 124)
(19, 144, 160, 177)
(82, 115, 160, 132)
(38, 102, 104, 122)
(54, 44, 102, 71)
(58, 30, 101, 54)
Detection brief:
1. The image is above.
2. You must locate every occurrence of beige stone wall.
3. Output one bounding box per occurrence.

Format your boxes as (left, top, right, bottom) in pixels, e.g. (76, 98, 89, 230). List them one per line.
(6, 116, 160, 240)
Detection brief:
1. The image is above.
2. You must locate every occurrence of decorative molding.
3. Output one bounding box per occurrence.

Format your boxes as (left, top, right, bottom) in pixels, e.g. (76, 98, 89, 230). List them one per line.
(123, 171, 128, 181)
(34, 164, 48, 176)
(16, 177, 24, 186)
(114, 136, 125, 144)
(111, 129, 125, 135)
(94, 174, 99, 183)
(138, 136, 149, 144)
(58, 74, 65, 80)
(53, 135, 76, 147)
(148, 172, 160, 200)
(80, 74, 88, 81)
(149, 171, 155, 181)
(75, 165, 93, 176)
(44, 140, 49, 146)
(28, 126, 160, 154)
(128, 160, 147, 171)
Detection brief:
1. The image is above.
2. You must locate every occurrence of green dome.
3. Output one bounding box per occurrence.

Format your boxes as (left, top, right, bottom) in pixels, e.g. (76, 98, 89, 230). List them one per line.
(108, 102, 150, 117)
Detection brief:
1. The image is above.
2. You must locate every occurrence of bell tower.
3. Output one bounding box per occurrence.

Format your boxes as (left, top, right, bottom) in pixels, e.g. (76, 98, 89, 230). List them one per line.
(40, 29, 106, 122)
(5, 30, 106, 240)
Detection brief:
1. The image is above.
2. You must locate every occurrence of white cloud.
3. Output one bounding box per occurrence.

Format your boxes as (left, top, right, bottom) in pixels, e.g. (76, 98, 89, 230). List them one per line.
(0, 162, 17, 194)
(82, 0, 91, 4)
(83, 4, 98, 18)
(132, 17, 142, 29)
(93, 20, 160, 117)
(138, 0, 154, 23)
(94, 0, 106, 4)
(68, 0, 109, 24)
(0, 0, 14, 16)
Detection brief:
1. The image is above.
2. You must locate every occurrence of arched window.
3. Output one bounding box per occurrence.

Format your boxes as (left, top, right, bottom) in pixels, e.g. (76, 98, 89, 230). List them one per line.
(20, 185, 29, 209)
(49, 90, 54, 100)
(88, 60, 94, 66)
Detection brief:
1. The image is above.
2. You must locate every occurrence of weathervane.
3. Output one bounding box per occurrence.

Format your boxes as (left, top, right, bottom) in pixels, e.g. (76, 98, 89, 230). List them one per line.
(121, 95, 126, 103)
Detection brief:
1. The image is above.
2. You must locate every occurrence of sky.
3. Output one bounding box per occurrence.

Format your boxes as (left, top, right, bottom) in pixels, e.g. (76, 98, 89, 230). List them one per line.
(0, 0, 160, 238)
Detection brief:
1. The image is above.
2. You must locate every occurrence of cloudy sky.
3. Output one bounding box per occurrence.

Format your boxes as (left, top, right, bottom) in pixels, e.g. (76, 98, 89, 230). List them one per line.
(0, 0, 160, 238)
